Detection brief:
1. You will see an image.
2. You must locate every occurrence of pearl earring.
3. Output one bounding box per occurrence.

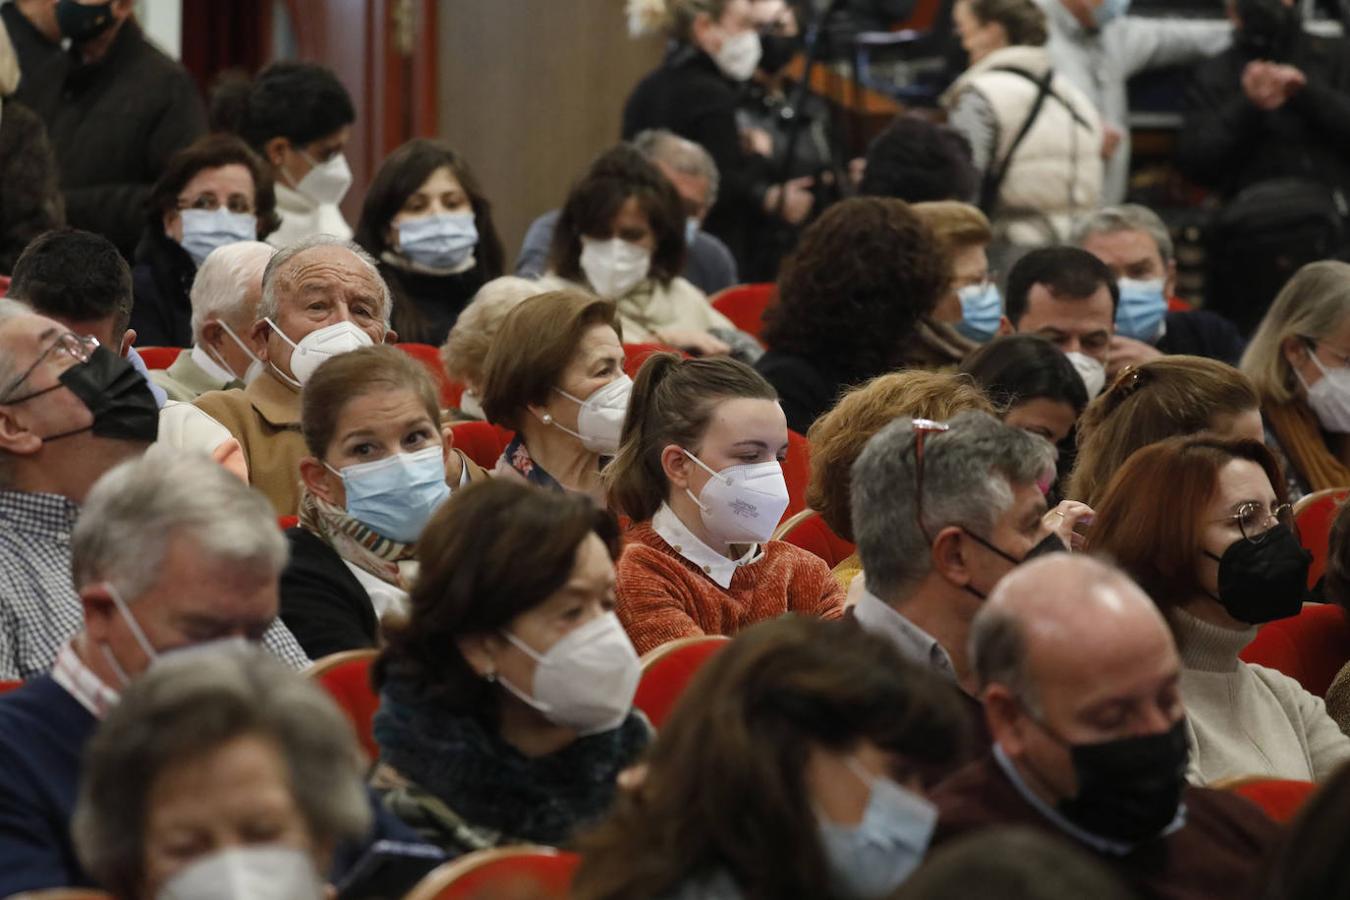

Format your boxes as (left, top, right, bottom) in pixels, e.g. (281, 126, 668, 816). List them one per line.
(541, 413, 553, 424)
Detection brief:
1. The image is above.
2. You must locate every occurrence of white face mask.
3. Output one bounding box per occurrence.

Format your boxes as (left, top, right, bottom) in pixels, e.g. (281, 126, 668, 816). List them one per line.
(712, 27, 762, 81)
(579, 236, 651, 298)
(205, 320, 265, 386)
(156, 845, 324, 900)
(551, 375, 633, 455)
(1299, 349, 1350, 433)
(179, 209, 257, 266)
(1066, 350, 1106, 399)
(497, 611, 641, 735)
(295, 151, 353, 207)
(683, 450, 790, 546)
(264, 318, 375, 387)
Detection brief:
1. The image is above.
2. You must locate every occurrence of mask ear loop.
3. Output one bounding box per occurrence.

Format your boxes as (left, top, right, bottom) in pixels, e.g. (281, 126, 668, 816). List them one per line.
(679, 448, 728, 512)
(99, 581, 160, 685)
(211, 320, 264, 382)
(260, 318, 303, 389)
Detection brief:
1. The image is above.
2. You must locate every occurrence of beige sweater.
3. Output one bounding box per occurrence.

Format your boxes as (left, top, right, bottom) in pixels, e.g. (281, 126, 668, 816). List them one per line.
(538, 275, 735, 344)
(1173, 607, 1350, 785)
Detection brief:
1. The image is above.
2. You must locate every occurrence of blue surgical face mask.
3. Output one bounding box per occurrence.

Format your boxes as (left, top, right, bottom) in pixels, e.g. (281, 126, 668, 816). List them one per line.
(397, 211, 478, 271)
(956, 282, 1003, 343)
(1115, 277, 1167, 342)
(684, 217, 700, 246)
(327, 445, 450, 544)
(817, 757, 937, 900)
(1093, 0, 1130, 28)
(179, 208, 257, 266)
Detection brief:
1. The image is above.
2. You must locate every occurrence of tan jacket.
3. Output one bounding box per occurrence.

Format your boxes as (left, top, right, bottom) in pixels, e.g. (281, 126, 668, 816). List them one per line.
(194, 370, 306, 516)
(151, 350, 239, 403)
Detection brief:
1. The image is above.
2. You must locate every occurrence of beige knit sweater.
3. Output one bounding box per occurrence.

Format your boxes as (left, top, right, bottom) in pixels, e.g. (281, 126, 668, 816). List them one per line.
(1173, 607, 1350, 785)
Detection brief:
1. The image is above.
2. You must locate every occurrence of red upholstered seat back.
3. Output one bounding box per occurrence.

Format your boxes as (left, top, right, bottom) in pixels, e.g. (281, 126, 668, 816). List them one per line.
(1224, 778, 1316, 823)
(633, 636, 730, 729)
(622, 342, 685, 377)
(135, 346, 184, 370)
(1240, 603, 1350, 697)
(395, 342, 465, 409)
(309, 650, 380, 762)
(1293, 488, 1350, 588)
(277, 515, 299, 530)
(782, 430, 812, 522)
(407, 847, 578, 900)
(450, 421, 516, 471)
(710, 283, 776, 342)
(776, 510, 856, 568)
(0, 680, 21, 695)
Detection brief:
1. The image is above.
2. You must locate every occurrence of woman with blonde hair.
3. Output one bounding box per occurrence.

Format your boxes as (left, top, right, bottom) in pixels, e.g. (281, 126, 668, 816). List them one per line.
(911, 201, 1000, 345)
(439, 276, 543, 420)
(1241, 261, 1350, 499)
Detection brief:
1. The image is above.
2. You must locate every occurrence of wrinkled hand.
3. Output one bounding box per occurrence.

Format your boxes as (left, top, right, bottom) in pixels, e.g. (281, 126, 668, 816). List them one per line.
(1106, 334, 1164, 378)
(1101, 124, 1123, 160)
(656, 328, 731, 357)
(765, 176, 815, 226)
(1243, 61, 1302, 110)
(1044, 500, 1095, 552)
(741, 125, 774, 158)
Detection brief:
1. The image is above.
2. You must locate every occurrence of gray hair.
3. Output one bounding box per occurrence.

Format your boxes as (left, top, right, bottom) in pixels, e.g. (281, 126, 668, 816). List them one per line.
(1073, 204, 1174, 266)
(633, 128, 721, 205)
(189, 241, 274, 344)
(72, 646, 371, 898)
(851, 411, 1057, 599)
(441, 276, 544, 386)
(1242, 260, 1350, 404)
(0, 297, 35, 401)
(72, 445, 288, 600)
(257, 235, 392, 327)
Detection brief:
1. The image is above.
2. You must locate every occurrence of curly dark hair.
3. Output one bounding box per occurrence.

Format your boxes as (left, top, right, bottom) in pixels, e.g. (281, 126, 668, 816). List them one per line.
(762, 197, 951, 381)
(859, 116, 978, 204)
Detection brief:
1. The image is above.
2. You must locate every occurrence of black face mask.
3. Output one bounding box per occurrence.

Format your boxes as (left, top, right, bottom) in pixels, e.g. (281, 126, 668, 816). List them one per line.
(6, 346, 159, 444)
(1203, 525, 1309, 625)
(963, 530, 1068, 600)
(56, 0, 117, 43)
(758, 33, 803, 76)
(1235, 0, 1301, 58)
(1053, 718, 1190, 845)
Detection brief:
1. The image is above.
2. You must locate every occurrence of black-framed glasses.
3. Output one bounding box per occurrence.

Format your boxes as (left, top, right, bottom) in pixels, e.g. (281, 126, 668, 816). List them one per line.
(912, 418, 951, 544)
(1210, 501, 1295, 544)
(0, 333, 99, 403)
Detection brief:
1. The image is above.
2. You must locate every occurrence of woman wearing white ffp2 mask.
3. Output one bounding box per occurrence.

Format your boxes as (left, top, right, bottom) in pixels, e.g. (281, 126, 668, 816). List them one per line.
(605, 352, 846, 655)
(370, 479, 650, 857)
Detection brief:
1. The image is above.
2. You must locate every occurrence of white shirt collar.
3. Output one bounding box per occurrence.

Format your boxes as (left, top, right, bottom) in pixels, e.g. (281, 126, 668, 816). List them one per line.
(190, 344, 240, 386)
(50, 640, 120, 720)
(342, 560, 411, 623)
(853, 589, 958, 683)
(651, 502, 763, 589)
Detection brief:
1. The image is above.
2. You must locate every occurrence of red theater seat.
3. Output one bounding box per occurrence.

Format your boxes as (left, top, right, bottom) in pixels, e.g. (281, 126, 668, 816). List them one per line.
(622, 342, 684, 377)
(135, 346, 183, 370)
(450, 421, 515, 471)
(633, 635, 730, 729)
(1293, 488, 1350, 588)
(1240, 603, 1350, 697)
(710, 283, 775, 342)
(405, 846, 578, 900)
(774, 509, 856, 568)
(308, 649, 380, 762)
(782, 430, 812, 521)
(396, 342, 465, 409)
(1219, 777, 1316, 823)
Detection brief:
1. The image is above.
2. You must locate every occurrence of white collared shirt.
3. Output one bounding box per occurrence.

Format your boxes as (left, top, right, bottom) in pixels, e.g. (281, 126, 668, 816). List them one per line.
(651, 502, 764, 590)
(190, 343, 240, 387)
(342, 561, 411, 623)
(50, 640, 120, 720)
(852, 590, 958, 684)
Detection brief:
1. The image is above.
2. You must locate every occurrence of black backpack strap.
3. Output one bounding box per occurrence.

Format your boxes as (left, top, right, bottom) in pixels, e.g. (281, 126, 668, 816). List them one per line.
(979, 67, 1055, 214)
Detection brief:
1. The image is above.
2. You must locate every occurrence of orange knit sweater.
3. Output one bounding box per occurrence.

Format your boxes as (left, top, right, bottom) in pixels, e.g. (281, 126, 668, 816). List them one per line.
(616, 523, 847, 655)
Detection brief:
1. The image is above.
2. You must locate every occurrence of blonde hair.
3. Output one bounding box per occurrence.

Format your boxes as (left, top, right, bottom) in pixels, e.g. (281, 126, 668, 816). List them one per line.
(1241, 261, 1350, 405)
(806, 371, 993, 541)
(440, 276, 544, 388)
(911, 201, 993, 251)
(627, 0, 728, 39)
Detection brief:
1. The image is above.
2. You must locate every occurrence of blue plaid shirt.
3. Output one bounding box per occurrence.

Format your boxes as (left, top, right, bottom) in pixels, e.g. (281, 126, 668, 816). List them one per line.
(0, 490, 308, 679)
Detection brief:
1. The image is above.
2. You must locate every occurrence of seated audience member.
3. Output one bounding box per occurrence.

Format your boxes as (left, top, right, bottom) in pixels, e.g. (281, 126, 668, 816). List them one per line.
(372, 479, 649, 854)
(0, 26, 63, 276)
(212, 61, 357, 247)
(539, 144, 741, 358)
(156, 401, 247, 483)
(1241, 261, 1350, 500)
(857, 115, 980, 204)
(440, 275, 544, 421)
(284, 346, 480, 660)
(961, 334, 1088, 448)
(891, 827, 1135, 900)
(607, 353, 845, 654)
(1076, 204, 1246, 371)
(150, 241, 273, 402)
(1087, 435, 1350, 784)
(129, 134, 277, 348)
(518, 129, 738, 296)
(73, 648, 371, 900)
(354, 138, 505, 346)
(756, 197, 951, 434)
(574, 615, 966, 900)
(194, 236, 393, 515)
(9, 228, 167, 407)
(806, 371, 996, 588)
(848, 412, 1075, 752)
(1069, 356, 1263, 506)
(1177, 0, 1350, 204)
(935, 554, 1280, 899)
(1257, 750, 1350, 900)
(1322, 501, 1350, 732)
(480, 290, 628, 501)
(0, 449, 308, 894)
(944, 0, 1101, 250)
(912, 201, 998, 343)
(1003, 245, 1118, 396)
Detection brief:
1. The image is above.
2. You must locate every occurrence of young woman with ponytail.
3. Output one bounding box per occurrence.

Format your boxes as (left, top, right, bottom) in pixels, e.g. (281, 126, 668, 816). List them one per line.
(606, 352, 844, 654)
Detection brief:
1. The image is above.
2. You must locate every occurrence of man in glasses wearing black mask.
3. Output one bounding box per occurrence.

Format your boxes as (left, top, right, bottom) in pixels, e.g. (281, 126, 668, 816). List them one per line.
(932, 554, 1279, 900)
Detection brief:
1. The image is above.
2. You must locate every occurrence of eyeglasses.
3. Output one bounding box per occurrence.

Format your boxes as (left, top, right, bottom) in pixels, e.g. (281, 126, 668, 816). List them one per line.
(0, 333, 99, 403)
(1301, 336, 1350, 368)
(176, 193, 256, 215)
(912, 418, 951, 544)
(1210, 500, 1295, 544)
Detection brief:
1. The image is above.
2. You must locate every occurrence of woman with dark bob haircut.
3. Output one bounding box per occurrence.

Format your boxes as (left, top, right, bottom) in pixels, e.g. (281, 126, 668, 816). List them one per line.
(371, 479, 650, 855)
(1086, 434, 1350, 786)
(756, 196, 951, 434)
(354, 138, 505, 345)
(541, 144, 742, 358)
(573, 615, 966, 899)
(960, 334, 1088, 447)
(129, 133, 278, 348)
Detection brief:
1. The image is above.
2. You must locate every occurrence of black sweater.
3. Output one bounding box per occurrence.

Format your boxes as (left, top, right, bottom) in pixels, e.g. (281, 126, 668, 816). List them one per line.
(279, 527, 379, 661)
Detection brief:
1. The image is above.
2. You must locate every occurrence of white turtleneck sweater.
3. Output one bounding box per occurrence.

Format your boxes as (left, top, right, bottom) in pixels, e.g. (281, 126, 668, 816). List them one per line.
(1172, 606, 1350, 786)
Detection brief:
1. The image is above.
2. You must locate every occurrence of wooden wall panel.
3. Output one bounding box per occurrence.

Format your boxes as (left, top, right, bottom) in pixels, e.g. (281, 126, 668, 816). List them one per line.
(436, 1, 664, 269)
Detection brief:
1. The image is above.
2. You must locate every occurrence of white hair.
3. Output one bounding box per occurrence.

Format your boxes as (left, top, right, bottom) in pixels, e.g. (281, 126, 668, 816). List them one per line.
(633, 128, 721, 204)
(0, 298, 36, 400)
(1073, 204, 1174, 266)
(71, 444, 288, 600)
(189, 241, 275, 344)
(258, 235, 392, 327)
